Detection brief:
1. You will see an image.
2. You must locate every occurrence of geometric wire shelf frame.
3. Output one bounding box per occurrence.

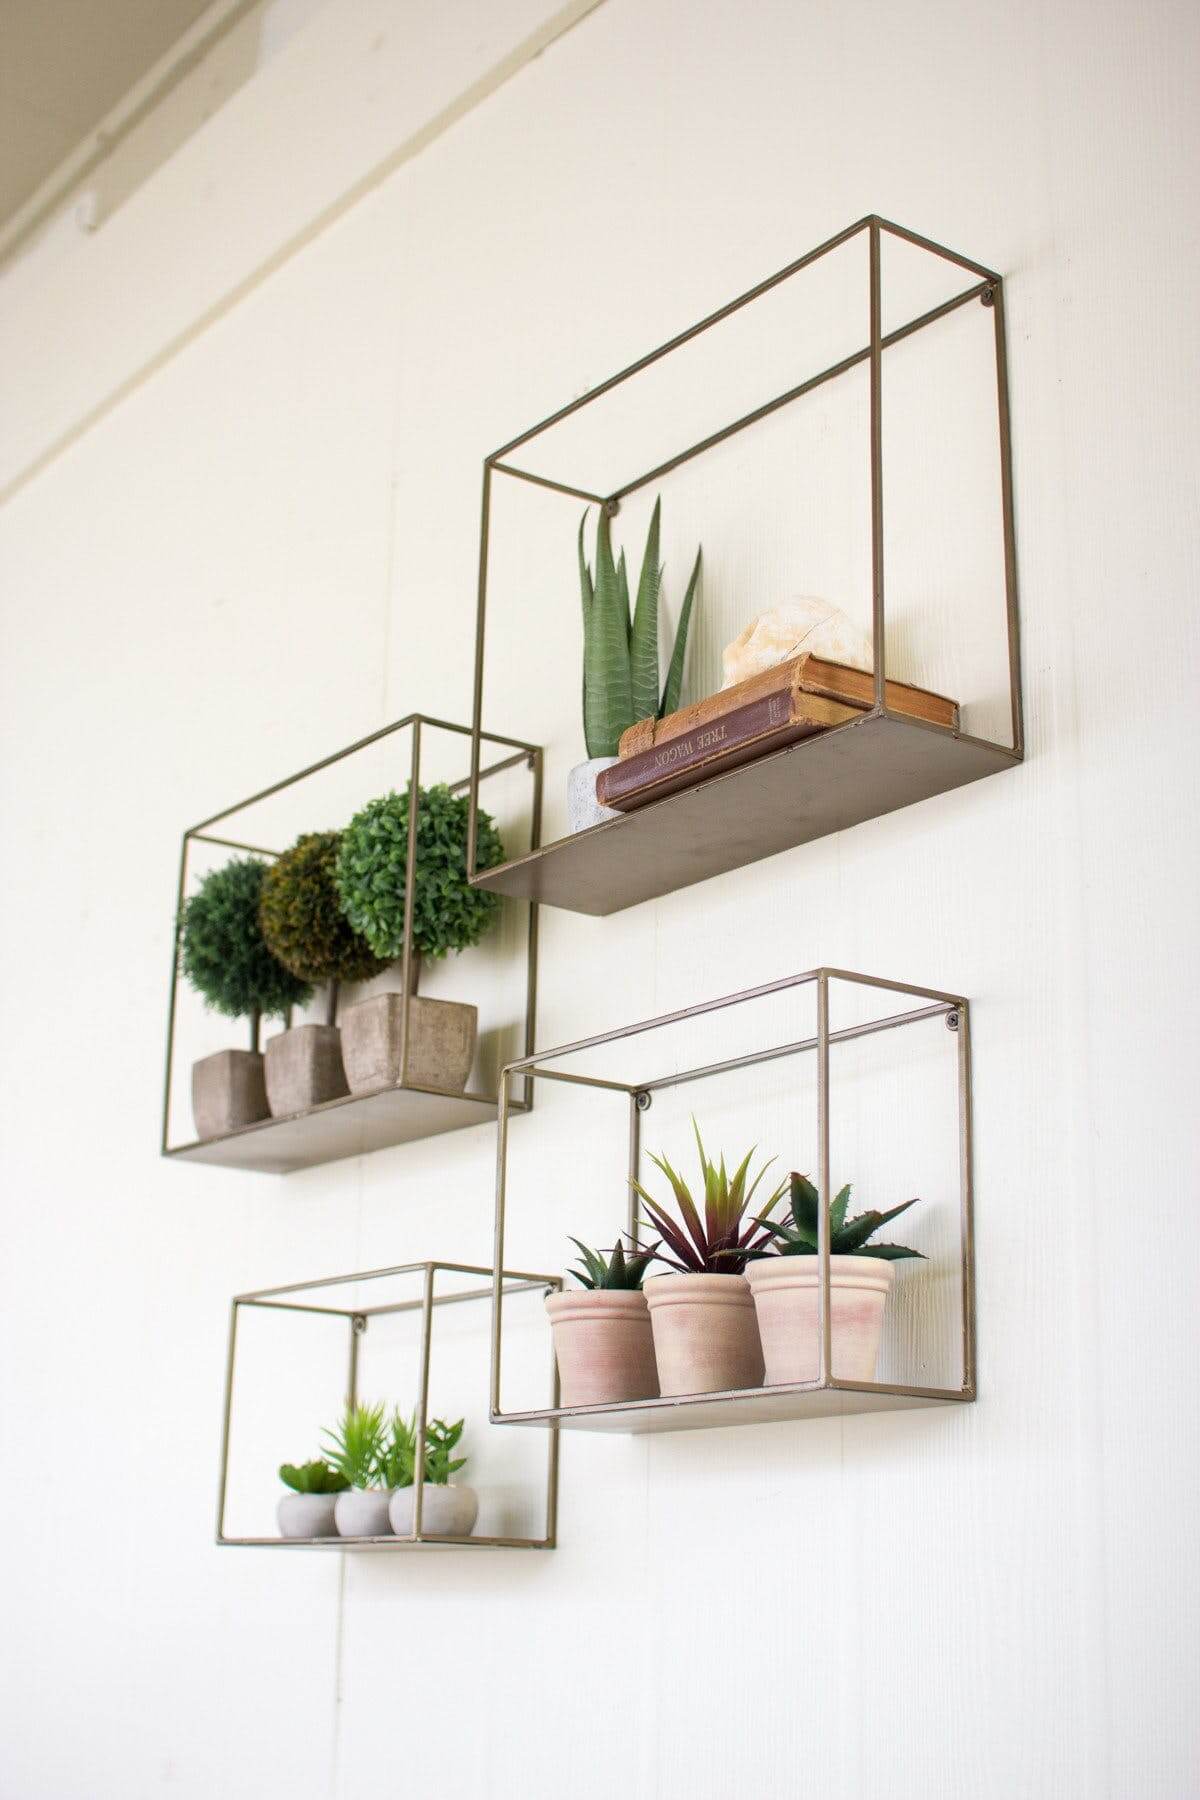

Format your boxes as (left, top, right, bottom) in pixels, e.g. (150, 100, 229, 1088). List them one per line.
(218, 1261, 561, 1548)
(489, 967, 975, 1435)
(468, 215, 1022, 916)
(162, 713, 542, 1173)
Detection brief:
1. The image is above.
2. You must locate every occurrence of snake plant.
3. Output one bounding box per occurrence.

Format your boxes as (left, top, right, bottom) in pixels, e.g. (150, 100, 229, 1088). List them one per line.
(755, 1174, 925, 1260)
(578, 498, 701, 757)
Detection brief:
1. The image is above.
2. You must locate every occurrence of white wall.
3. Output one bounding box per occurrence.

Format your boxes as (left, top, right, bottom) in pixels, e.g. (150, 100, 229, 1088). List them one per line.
(1, 1, 1198, 1795)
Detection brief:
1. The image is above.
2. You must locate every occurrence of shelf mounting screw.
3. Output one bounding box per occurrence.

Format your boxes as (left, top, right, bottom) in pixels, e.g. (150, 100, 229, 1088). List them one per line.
(603, 497, 621, 518)
(635, 1090, 652, 1112)
(352, 1313, 367, 1334)
(980, 286, 996, 308)
(945, 1011, 960, 1032)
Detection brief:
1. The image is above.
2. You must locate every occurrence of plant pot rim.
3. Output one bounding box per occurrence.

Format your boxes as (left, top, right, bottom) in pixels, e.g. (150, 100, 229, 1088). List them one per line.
(643, 1271, 754, 1307)
(744, 1254, 897, 1289)
(266, 1021, 341, 1041)
(341, 990, 477, 1018)
(545, 1287, 651, 1316)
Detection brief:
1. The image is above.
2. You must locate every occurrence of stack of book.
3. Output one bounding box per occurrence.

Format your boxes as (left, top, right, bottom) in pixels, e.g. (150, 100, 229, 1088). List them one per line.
(594, 654, 959, 813)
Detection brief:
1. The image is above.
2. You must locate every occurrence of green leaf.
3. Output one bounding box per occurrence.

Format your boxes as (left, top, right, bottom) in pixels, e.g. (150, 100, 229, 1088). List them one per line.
(659, 546, 701, 717)
(829, 1184, 851, 1234)
(629, 497, 662, 724)
(789, 1173, 821, 1239)
(857, 1243, 925, 1260)
(583, 509, 634, 757)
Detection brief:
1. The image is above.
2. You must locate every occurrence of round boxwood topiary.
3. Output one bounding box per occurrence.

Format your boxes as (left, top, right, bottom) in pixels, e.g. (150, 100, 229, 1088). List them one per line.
(334, 785, 504, 968)
(180, 857, 311, 1028)
(259, 831, 388, 985)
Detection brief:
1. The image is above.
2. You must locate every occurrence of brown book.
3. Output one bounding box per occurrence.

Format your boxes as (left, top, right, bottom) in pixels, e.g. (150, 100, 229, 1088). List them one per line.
(618, 653, 958, 758)
(596, 690, 860, 812)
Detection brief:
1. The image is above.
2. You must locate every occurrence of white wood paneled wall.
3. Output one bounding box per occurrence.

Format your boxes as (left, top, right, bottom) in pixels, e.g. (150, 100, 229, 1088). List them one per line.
(0, 1, 1197, 1795)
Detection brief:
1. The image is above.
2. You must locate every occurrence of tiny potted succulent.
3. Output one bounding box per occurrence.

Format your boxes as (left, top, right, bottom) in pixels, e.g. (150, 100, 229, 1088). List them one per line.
(258, 830, 387, 1117)
(545, 1238, 660, 1407)
(387, 1415, 477, 1537)
(745, 1175, 924, 1384)
(572, 497, 701, 832)
(179, 856, 311, 1139)
(276, 1458, 348, 1539)
(633, 1122, 785, 1396)
(321, 1400, 391, 1537)
(334, 783, 505, 1094)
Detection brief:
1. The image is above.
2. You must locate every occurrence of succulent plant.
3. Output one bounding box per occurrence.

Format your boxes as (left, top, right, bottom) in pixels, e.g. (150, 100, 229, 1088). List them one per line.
(754, 1174, 925, 1260)
(578, 498, 701, 758)
(632, 1121, 787, 1275)
(334, 784, 504, 978)
(259, 831, 388, 997)
(278, 1458, 349, 1495)
(179, 856, 311, 1045)
(378, 1411, 467, 1487)
(319, 1400, 388, 1489)
(567, 1236, 658, 1290)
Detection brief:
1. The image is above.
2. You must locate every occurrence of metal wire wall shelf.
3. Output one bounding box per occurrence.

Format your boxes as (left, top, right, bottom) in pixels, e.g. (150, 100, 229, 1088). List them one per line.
(162, 714, 541, 1173)
(489, 967, 975, 1435)
(218, 1261, 560, 1549)
(467, 215, 1022, 916)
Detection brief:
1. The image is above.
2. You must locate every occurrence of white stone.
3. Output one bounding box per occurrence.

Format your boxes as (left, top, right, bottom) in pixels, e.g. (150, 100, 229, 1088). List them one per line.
(721, 598, 874, 689)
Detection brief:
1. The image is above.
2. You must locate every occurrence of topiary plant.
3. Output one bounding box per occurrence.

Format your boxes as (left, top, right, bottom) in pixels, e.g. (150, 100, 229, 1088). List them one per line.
(259, 830, 387, 1023)
(334, 784, 504, 985)
(578, 496, 702, 758)
(179, 857, 310, 1049)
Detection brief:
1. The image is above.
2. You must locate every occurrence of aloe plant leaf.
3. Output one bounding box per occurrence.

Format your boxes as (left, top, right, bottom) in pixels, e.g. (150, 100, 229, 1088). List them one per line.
(829, 1184, 852, 1234)
(856, 1243, 926, 1260)
(629, 496, 662, 723)
(790, 1173, 821, 1238)
(583, 509, 634, 756)
(659, 545, 701, 717)
(635, 1187, 702, 1270)
(644, 1152, 707, 1261)
(835, 1210, 886, 1253)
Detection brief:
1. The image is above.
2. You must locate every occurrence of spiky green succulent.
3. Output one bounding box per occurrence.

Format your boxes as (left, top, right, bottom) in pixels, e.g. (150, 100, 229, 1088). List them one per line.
(754, 1174, 925, 1260)
(633, 1120, 787, 1275)
(278, 1459, 349, 1494)
(378, 1411, 467, 1488)
(319, 1401, 388, 1489)
(567, 1237, 658, 1291)
(578, 498, 701, 757)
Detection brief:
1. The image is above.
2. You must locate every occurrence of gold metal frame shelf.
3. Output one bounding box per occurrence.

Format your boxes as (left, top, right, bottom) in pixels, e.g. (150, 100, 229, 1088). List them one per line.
(489, 967, 975, 1436)
(467, 216, 1022, 916)
(162, 713, 541, 1173)
(218, 1260, 560, 1549)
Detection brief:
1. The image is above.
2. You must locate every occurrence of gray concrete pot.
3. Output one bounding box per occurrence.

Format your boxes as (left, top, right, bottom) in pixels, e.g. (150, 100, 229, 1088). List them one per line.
(340, 992, 477, 1095)
(388, 1483, 479, 1538)
(333, 1488, 393, 1538)
(567, 756, 621, 833)
(264, 1023, 348, 1117)
(191, 1048, 268, 1140)
(277, 1492, 339, 1539)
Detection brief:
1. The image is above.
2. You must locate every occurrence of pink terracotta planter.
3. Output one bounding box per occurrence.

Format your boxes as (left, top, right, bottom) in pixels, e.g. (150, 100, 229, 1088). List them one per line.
(545, 1289, 659, 1408)
(643, 1273, 764, 1396)
(744, 1254, 897, 1385)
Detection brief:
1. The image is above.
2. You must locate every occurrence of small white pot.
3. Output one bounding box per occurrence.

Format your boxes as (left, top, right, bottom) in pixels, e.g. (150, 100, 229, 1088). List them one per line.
(277, 1492, 340, 1539)
(333, 1488, 393, 1538)
(388, 1484, 479, 1538)
(744, 1254, 897, 1384)
(567, 757, 621, 832)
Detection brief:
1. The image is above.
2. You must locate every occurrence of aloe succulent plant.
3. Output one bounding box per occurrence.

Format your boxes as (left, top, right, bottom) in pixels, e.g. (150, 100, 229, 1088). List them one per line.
(632, 1121, 788, 1275)
(320, 1401, 388, 1489)
(278, 1459, 349, 1495)
(567, 1236, 658, 1291)
(377, 1410, 468, 1488)
(578, 498, 701, 757)
(755, 1174, 925, 1260)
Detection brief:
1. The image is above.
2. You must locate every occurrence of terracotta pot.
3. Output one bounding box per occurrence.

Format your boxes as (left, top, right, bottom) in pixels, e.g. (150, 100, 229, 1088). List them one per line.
(333, 1488, 393, 1538)
(340, 992, 477, 1095)
(264, 1023, 348, 1116)
(277, 1492, 339, 1539)
(643, 1273, 764, 1396)
(567, 757, 621, 832)
(545, 1289, 659, 1407)
(744, 1254, 897, 1384)
(191, 1048, 267, 1139)
(388, 1484, 479, 1538)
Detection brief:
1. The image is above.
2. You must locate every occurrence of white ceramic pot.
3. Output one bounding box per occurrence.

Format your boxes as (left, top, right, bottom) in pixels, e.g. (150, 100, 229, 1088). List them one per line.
(545, 1289, 658, 1406)
(744, 1254, 897, 1384)
(333, 1488, 393, 1538)
(643, 1273, 764, 1396)
(567, 757, 621, 832)
(277, 1492, 340, 1539)
(388, 1484, 479, 1538)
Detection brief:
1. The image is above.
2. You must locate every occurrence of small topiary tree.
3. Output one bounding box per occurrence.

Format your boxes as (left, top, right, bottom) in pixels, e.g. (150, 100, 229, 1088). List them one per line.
(180, 857, 311, 1049)
(334, 784, 504, 986)
(259, 831, 388, 1024)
